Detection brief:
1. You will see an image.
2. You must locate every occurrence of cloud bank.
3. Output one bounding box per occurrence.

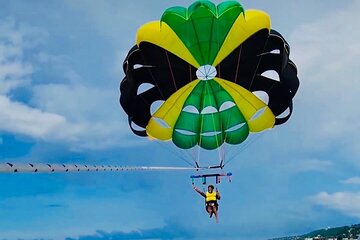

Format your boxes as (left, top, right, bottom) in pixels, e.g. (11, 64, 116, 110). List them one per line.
(311, 192, 360, 219)
(66, 220, 194, 240)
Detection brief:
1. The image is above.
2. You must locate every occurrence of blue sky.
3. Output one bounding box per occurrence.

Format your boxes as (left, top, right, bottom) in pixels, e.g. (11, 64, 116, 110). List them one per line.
(0, 0, 360, 239)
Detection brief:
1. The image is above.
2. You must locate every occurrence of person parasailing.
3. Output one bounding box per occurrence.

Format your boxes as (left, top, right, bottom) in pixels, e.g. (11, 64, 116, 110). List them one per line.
(193, 184, 221, 223)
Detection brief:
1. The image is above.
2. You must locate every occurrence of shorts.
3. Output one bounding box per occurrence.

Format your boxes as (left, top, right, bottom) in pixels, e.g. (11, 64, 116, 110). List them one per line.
(205, 200, 218, 210)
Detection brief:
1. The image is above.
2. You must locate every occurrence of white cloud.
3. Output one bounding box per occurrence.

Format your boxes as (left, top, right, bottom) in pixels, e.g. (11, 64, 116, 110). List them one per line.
(0, 17, 139, 150)
(311, 191, 360, 219)
(0, 78, 138, 149)
(0, 95, 82, 141)
(341, 177, 360, 185)
(0, 89, 139, 149)
(0, 19, 73, 140)
(0, 18, 81, 142)
(0, 19, 34, 94)
(285, 158, 333, 173)
(30, 83, 136, 149)
(287, 2, 360, 158)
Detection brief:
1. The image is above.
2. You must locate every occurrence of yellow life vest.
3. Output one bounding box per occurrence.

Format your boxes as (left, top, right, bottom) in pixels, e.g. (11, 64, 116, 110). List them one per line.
(205, 191, 217, 202)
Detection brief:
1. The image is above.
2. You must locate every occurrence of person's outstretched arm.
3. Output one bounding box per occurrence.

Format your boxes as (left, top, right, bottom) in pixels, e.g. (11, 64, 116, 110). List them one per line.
(193, 186, 206, 198)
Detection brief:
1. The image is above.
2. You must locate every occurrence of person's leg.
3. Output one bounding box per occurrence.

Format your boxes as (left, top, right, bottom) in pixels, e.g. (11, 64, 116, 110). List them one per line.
(206, 205, 213, 217)
(212, 206, 219, 223)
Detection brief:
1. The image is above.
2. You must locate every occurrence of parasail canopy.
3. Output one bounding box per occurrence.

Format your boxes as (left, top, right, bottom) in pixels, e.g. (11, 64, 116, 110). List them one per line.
(120, 1, 299, 152)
